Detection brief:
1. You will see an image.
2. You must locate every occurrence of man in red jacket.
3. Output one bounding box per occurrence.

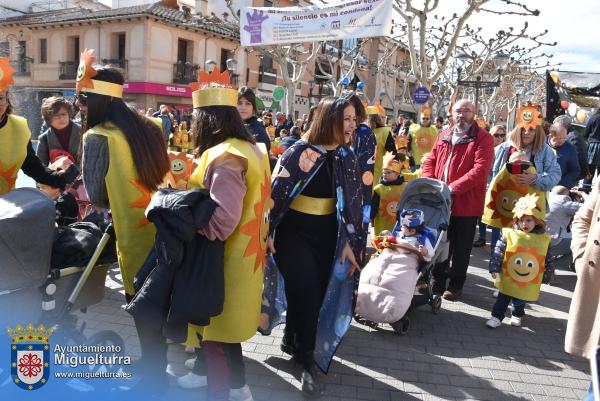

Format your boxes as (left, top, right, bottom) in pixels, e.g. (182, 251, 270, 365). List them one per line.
(421, 99, 494, 300)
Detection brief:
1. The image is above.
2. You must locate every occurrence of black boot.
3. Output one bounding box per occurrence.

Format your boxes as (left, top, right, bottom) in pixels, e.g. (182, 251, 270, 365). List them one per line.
(300, 352, 322, 399)
(280, 328, 297, 358)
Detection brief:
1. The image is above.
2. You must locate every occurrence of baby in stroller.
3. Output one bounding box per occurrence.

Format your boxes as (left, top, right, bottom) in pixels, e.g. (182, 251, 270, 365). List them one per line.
(355, 208, 436, 334)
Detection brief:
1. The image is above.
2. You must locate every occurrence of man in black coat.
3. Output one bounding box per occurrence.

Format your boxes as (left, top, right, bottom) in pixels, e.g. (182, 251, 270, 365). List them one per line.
(554, 115, 589, 183)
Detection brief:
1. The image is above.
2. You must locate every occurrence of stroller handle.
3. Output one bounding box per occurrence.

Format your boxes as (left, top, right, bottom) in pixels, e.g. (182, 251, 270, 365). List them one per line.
(66, 223, 113, 310)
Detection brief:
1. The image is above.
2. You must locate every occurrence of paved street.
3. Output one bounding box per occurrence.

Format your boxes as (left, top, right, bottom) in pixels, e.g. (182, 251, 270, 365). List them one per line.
(74, 245, 589, 401)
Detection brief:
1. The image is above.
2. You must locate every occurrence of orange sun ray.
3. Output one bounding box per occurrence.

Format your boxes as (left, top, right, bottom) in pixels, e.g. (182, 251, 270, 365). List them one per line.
(486, 176, 530, 226)
(129, 179, 152, 227)
(0, 163, 17, 193)
(239, 172, 272, 273)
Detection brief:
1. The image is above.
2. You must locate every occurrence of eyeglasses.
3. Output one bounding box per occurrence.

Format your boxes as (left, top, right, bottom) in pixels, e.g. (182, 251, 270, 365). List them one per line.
(421, 117, 430, 120)
(493, 133, 506, 138)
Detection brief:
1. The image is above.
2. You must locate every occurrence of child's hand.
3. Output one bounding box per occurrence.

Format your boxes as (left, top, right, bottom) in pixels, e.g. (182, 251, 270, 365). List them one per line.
(418, 245, 427, 256)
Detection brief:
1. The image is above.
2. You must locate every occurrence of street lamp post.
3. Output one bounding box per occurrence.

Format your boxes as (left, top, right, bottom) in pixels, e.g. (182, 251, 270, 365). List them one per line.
(205, 59, 217, 72)
(456, 52, 510, 116)
(226, 58, 239, 86)
(308, 80, 314, 107)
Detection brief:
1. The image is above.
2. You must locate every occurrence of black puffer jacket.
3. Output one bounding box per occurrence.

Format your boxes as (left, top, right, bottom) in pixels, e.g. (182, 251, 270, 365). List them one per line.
(125, 188, 223, 343)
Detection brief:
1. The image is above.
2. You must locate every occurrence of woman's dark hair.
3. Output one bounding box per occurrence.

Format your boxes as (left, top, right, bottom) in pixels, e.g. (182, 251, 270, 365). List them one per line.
(368, 113, 385, 129)
(290, 126, 302, 137)
(41, 96, 74, 125)
(348, 94, 366, 123)
(238, 86, 257, 115)
(2, 91, 13, 115)
(192, 95, 256, 158)
(305, 105, 318, 132)
(306, 96, 351, 146)
(85, 67, 169, 192)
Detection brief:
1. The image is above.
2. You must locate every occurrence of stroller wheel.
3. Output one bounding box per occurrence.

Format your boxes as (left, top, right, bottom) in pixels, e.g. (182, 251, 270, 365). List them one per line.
(391, 317, 410, 336)
(431, 295, 442, 314)
(86, 330, 125, 372)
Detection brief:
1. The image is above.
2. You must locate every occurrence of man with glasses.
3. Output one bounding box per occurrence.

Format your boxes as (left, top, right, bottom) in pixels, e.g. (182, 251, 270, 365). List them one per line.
(408, 112, 439, 168)
(421, 99, 494, 301)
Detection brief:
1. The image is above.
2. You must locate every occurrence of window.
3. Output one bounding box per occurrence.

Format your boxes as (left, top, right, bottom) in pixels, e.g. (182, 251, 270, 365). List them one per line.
(264, 0, 273, 6)
(0, 42, 8, 58)
(67, 36, 79, 61)
(220, 48, 232, 73)
(39, 38, 47, 63)
(177, 38, 193, 63)
(116, 33, 126, 59)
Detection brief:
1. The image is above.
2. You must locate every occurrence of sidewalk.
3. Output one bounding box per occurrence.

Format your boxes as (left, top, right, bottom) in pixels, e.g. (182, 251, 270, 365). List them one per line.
(75, 245, 590, 401)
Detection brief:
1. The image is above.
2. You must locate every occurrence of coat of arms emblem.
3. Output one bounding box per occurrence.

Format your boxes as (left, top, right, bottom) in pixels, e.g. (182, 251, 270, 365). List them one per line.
(8, 324, 53, 390)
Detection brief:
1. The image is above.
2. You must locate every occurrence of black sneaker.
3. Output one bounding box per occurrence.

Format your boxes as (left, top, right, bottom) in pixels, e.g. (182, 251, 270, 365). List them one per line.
(472, 238, 486, 247)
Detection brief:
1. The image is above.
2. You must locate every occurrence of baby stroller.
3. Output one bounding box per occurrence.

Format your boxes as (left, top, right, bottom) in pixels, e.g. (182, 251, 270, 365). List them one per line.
(0, 188, 123, 379)
(355, 178, 451, 335)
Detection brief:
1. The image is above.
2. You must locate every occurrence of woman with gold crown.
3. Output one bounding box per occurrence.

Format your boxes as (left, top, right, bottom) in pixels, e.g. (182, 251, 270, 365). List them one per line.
(181, 68, 270, 401)
(484, 103, 561, 252)
(76, 49, 170, 391)
(0, 58, 77, 195)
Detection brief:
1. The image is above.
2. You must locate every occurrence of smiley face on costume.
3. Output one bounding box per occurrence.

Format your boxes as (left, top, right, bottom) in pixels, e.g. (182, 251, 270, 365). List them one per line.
(505, 251, 540, 284)
(522, 110, 533, 123)
(385, 200, 398, 218)
(170, 158, 186, 175)
(76, 60, 86, 82)
(495, 189, 521, 217)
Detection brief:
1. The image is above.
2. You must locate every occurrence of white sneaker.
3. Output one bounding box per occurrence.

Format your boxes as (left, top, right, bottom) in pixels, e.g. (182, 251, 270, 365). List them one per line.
(486, 316, 502, 328)
(184, 345, 195, 353)
(510, 316, 522, 327)
(229, 384, 254, 401)
(184, 357, 197, 370)
(493, 289, 499, 297)
(165, 363, 176, 377)
(176, 372, 207, 389)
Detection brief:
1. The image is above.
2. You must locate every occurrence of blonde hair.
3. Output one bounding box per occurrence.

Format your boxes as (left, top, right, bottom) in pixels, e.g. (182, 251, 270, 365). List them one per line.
(508, 125, 545, 155)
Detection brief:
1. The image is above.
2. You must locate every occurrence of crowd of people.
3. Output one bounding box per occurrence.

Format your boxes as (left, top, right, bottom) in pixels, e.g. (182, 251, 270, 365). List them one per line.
(1, 50, 600, 401)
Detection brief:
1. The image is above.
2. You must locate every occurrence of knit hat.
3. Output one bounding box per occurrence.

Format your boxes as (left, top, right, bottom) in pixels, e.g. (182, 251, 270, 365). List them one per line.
(400, 209, 424, 228)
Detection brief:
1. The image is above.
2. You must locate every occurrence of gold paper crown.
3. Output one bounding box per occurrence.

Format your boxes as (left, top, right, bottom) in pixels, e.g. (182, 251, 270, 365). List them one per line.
(512, 193, 545, 222)
(0, 57, 15, 92)
(76, 48, 123, 98)
(190, 68, 237, 108)
(7, 324, 54, 343)
(516, 102, 542, 130)
(366, 103, 385, 116)
(383, 152, 402, 173)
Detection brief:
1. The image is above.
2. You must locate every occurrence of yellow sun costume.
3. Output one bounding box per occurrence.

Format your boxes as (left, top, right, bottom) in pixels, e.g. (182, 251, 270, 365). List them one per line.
(496, 194, 550, 302)
(482, 164, 546, 228)
(186, 68, 272, 344)
(372, 153, 415, 234)
(0, 115, 30, 195)
(372, 126, 393, 187)
(76, 49, 157, 296)
(409, 124, 438, 166)
(0, 57, 29, 195)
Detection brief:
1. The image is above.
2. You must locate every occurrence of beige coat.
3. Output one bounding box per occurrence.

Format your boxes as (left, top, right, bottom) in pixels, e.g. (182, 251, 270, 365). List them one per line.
(565, 179, 600, 358)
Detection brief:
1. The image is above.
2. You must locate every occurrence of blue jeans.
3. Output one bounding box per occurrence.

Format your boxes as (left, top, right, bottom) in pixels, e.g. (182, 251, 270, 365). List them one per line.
(585, 382, 594, 401)
(492, 292, 525, 320)
(477, 219, 487, 241)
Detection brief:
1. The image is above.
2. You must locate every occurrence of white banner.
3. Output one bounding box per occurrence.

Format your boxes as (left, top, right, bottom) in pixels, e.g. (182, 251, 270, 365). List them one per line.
(240, 0, 393, 46)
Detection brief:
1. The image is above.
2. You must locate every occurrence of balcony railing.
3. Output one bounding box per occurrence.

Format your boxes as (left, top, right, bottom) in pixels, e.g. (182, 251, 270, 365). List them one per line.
(258, 66, 277, 85)
(101, 58, 128, 72)
(12, 58, 32, 76)
(59, 61, 77, 80)
(172, 62, 199, 85)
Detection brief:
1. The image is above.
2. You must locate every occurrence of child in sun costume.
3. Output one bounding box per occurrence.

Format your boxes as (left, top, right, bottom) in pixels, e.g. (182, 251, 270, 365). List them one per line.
(370, 152, 416, 234)
(486, 193, 554, 328)
(184, 68, 271, 401)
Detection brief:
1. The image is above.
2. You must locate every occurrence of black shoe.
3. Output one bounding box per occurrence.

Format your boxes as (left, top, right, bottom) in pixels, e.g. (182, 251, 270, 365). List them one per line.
(473, 238, 486, 247)
(431, 280, 445, 295)
(301, 367, 322, 399)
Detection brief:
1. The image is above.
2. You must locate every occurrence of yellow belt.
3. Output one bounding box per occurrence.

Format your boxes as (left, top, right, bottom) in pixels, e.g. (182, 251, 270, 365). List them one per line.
(289, 194, 336, 215)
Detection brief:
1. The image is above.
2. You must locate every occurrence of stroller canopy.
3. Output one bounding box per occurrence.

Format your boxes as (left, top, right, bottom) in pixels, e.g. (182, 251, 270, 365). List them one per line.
(396, 178, 452, 231)
(0, 188, 55, 293)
